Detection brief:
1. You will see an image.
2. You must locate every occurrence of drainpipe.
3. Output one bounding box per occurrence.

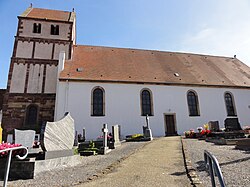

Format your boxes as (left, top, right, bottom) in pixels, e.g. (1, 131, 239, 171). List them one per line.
(54, 51, 65, 121)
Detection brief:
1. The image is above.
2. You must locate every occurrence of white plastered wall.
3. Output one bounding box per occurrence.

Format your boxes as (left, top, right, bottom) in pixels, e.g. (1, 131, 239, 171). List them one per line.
(27, 64, 44, 93)
(44, 64, 57, 93)
(54, 44, 69, 60)
(19, 19, 71, 40)
(55, 82, 250, 140)
(34, 42, 53, 59)
(9, 63, 27, 93)
(16, 41, 33, 58)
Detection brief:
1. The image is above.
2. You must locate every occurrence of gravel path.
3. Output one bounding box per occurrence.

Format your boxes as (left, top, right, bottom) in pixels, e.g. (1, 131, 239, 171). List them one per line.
(2, 141, 148, 187)
(183, 138, 250, 187)
(78, 137, 191, 187)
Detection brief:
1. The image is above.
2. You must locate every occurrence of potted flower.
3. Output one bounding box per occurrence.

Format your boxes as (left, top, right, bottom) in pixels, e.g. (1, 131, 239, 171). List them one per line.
(197, 127, 203, 133)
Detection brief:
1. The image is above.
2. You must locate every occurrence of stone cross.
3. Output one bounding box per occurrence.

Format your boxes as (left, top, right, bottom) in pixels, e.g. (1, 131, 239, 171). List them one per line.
(144, 115, 153, 141)
(102, 124, 110, 154)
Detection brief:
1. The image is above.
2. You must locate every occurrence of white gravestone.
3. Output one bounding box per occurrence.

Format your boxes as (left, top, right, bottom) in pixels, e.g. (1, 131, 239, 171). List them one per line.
(14, 129, 35, 148)
(111, 125, 121, 149)
(42, 113, 75, 151)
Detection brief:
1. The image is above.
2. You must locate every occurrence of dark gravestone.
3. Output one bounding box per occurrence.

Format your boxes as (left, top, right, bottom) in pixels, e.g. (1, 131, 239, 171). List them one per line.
(224, 118, 242, 131)
(235, 139, 250, 151)
(82, 128, 86, 141)
(208, 121, 220, 132)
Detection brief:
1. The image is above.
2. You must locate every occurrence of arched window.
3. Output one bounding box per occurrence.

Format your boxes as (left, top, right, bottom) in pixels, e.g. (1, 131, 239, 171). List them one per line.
(141, 89, 153, 116)
(26, 104, 38, 126)
(224, 92, 236, 116)
(92, 87, 105, 116)
(187, 90, 200, 116)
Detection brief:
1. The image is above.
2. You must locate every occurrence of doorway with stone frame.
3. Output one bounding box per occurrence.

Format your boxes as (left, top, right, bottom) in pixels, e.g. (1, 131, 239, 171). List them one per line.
(164, 113, 177, 136)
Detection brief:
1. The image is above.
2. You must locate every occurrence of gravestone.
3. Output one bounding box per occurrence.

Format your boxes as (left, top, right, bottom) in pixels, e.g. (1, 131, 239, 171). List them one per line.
(7, 134, 13, 144)
(208, 121, 220, 132)
(82, 128, 86, 142)
(118, 125, 121, 140)
(74, 130, 78, 146)
(40, 113, 75, 159)
(14, 129, 35, 148)
(235, 139, 250, 151)
(100, 124, 111, 154)
(143, 115, 153, 141)
(110, 125, 121, 149)
(224, 118, 242, 131)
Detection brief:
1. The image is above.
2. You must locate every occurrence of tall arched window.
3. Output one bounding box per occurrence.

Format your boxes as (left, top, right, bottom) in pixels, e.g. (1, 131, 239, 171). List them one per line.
(141, 89, 153, 116)
(92, 87, 105, 116)
(26, 104, 38, 126)
(187, 90, 200, 116)
(224, 92, 236, 116)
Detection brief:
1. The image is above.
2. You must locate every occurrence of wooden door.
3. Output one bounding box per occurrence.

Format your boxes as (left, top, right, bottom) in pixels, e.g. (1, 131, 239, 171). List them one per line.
(165, 114, 177, 136)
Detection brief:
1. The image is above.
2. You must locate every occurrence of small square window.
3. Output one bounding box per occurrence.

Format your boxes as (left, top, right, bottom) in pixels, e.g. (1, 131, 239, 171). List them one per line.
(51, 25, 59, 35)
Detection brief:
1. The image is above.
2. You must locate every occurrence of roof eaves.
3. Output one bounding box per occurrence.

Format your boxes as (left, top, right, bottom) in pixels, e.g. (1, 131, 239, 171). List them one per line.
(58, 78, 250, 89)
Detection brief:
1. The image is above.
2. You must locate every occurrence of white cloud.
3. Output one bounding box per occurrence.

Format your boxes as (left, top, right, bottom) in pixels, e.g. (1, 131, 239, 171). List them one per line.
(180, 25, 250, 66)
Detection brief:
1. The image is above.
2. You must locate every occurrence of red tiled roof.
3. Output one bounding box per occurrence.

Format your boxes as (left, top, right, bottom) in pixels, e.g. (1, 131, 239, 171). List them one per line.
(60, 45, 250, 88)
(20, 8, 73, 22)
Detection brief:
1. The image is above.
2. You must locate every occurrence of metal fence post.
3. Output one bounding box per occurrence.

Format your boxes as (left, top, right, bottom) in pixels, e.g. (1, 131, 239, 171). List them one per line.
(0, 146, 28, 187)
(204, 150, 226, 187)
(3, 150, 13, 187)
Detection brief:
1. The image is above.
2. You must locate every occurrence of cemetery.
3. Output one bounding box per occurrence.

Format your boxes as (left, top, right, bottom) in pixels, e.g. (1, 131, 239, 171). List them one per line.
(0, 110, 250, 187)
(0, 113, 155, 185)
(184, 118, 250, 149)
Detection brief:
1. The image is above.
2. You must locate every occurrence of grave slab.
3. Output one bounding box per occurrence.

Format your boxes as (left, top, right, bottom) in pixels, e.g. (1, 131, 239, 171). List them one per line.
(14, 129, 35, 148)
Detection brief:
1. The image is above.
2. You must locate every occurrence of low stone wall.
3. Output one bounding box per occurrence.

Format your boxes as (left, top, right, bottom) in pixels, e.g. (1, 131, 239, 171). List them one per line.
(0, 155, 83, 180)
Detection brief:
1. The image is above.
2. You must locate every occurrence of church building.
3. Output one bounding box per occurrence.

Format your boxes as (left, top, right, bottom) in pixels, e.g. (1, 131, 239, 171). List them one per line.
(2, 7, 75, 139)
(2, 7, 250, 140)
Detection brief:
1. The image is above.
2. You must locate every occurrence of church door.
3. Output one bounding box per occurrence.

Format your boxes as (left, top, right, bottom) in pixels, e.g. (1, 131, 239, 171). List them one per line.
(164, 114, 177, 136)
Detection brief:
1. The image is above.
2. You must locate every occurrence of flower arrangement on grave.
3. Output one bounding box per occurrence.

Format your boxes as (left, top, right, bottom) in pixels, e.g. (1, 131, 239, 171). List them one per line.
(204, 124, 209, 130)
(242, 126, 250, 134)
(32, 141, 40, 148)
(200, 129, 211, 136)
(96, 134, 112, 141)
(126, 134, 144, 141)
(0, 142, 23, 158)
(197, 127, 203, 133)
(89, 140, 95, 148)
(184, 129, 195, 138)
(80, 140, 99, 156)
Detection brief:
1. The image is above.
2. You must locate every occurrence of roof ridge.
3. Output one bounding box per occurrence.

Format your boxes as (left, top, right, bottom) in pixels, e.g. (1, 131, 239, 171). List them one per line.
(31, 7, 72, 13)
(73, 44, 235, 59)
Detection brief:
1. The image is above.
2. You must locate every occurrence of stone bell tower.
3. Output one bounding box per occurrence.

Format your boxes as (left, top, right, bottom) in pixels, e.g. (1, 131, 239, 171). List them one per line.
(2, 6, 76, 139)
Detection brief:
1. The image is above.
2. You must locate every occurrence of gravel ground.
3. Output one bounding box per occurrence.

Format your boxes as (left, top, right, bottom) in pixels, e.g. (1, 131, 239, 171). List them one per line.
(183, 138, 250, 187)
(1, 141, 148, 187)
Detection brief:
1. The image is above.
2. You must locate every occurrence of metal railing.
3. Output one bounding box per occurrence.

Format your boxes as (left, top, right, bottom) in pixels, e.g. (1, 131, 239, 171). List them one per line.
(204, 150, 226, 187)
(0, 146, 28, 187)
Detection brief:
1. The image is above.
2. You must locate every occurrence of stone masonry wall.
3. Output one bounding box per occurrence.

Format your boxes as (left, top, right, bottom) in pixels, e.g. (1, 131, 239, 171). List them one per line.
(2, 93, 55, 141)
(0, 89, 6, 110)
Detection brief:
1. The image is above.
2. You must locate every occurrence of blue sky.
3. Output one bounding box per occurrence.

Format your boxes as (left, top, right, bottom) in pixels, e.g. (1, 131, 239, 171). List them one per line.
(1, 0, 250, 88)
